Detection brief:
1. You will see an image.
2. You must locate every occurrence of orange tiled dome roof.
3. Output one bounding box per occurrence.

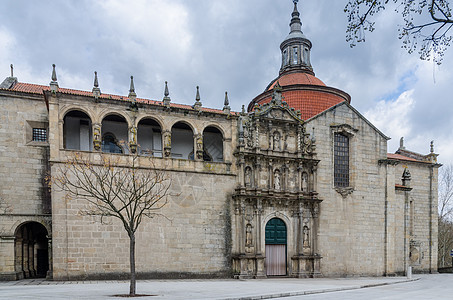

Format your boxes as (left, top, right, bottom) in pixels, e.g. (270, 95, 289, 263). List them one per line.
(266, 72, 326, 91)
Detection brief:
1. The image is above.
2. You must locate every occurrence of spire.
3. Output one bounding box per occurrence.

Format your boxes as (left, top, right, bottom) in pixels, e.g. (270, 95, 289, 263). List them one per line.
(223, 91, 231, 113)
(92, 71, 101, 98)
(193, 86, 202, 110)
(50, 64, 59, 92)
(128, 75, 136, 101)
(10, 64, 13, 77)
(163, 81, 171, 107)
(290, 0, 302, 33)
(279, 0, 314, 75)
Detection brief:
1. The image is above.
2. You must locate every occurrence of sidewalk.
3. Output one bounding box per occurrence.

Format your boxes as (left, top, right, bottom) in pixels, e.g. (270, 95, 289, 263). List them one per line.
(0, 276, 418, 300)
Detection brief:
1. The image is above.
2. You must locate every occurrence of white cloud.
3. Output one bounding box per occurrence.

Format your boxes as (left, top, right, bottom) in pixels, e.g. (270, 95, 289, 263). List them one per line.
(364, 90, 415, 152)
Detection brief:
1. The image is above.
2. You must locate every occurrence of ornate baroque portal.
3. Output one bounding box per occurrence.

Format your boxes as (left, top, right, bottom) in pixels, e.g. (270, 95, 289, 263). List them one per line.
(232, 85, 322, 278)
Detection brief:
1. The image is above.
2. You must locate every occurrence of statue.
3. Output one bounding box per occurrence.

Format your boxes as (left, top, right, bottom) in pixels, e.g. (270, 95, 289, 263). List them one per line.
(273, 131, 281, 150)
(245, 167, 252, 187)
(246, 224, 253, 247)
(303, 226, 309, 248)
(302, 172, 308, 191)
(274, 171, 281, 190)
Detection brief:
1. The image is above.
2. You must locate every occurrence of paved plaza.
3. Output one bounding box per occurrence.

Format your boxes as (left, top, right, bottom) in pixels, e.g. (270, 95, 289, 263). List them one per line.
(1, 274, 452, 299)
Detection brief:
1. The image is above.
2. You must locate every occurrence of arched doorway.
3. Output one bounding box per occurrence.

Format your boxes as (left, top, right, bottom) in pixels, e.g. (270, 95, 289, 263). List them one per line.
(15, 222, 49, 279)
(265, 218, 287, 276)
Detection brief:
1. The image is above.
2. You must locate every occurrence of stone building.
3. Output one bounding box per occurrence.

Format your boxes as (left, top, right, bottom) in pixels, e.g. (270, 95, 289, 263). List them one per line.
(0, 2, 440, 280)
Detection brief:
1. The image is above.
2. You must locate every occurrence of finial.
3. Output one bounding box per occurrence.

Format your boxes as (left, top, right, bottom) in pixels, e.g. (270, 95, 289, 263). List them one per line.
(164, 81, 169, 97)
(193, 86, 202, 110)
(128, 75, 137, 101)
(50, 64, 59, 92)
(163, 81, 171, 107)
(224, 91, 229, 106)
(430, 141, 434, 153)
(399, 137, 405, 150)
(241, 104, 246, 115)
(51, 64, 57, 82)
(311, 127, 316, 143)
(10, 64, 13, 77)
(223, 91, 231, 113)
(94, 71, 99, 88)
(92, 71, 101, 98)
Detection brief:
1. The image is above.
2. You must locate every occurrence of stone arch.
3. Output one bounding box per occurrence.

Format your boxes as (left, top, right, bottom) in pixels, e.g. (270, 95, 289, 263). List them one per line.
(202, 126, 224, 162)
(63, 109, 93, 151)
(98, 110, 132, 128)
(137, 117, 163, 157)
(169, 120, 197, 135)
(101, 114, 129, 153)
(14, 221, 49, 279)
(171, 121, 194, 160)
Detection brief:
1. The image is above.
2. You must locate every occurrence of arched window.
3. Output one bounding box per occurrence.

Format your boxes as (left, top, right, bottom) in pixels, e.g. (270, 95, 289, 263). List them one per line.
(102, 133, 122, 154)
(334, 133, 349, 187)
(203, 126, 223, 162)
(137, 118, 162, 157)
(101, 114, 128, 154)
(171, 122, 194, 160)
(63, 110, 92, 151)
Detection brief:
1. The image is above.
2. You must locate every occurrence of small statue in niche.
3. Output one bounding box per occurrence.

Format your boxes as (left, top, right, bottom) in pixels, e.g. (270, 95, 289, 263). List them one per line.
(93, 125, 101, 150)
(246, 224, 253, 247)
(274, 170, 281, 190)
(244, 167, 252, 187)
(273, 131, 281, 150)
(303, 226, 310, 248)
(301, 172, 308, 191)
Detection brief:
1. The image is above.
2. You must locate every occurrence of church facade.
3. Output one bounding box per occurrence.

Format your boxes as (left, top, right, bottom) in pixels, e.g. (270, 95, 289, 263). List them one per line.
(0, 2, 440, 280)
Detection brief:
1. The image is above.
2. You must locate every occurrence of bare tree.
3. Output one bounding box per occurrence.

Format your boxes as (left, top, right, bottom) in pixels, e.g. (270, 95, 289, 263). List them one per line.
(438, 164, 453, 268)
(345, 0, 453, 64)
(51, 151, 171, 296)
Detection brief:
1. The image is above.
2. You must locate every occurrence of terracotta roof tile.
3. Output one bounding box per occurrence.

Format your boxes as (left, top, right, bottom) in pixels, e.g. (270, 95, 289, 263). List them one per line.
(257, 90, 345, 120)
(268, 72, 326, 90)
(6, 82, 236, 115)
(387, 153, 424, 163)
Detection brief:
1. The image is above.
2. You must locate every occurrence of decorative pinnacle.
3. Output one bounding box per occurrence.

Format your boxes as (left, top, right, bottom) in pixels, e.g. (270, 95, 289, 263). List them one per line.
(94, 71, 99, 88)
(164, 81, 169, 97)
(196, 86, 200, 101)
(163, 81, 171, 107)
(10, 64, 13, 77)
(51, 64, 57, 82)
(430, 141, 434, 153)
(224, 91, 229, 106)
(129, 76, 135, 93)
(128, 75, 137, 101)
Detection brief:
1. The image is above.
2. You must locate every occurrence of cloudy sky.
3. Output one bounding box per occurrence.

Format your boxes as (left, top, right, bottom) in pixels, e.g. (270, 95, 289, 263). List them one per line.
(1, 0, 452, 165)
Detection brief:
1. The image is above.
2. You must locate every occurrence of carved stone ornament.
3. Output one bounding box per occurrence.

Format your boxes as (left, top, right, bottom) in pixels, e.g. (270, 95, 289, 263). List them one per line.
(196, 134, 203, 159)
(335, 187, 354, 198)
(93, 124, 101, 151)
(300, 126, 315, 155)
(129, 126, 137, 153)
(244, 119, 254, 148)
(163, 131, 171, 157)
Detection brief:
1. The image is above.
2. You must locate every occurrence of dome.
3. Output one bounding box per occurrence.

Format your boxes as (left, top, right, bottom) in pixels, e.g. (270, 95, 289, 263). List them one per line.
(266, 72, 326, 91)
(247, 1, 351, 120)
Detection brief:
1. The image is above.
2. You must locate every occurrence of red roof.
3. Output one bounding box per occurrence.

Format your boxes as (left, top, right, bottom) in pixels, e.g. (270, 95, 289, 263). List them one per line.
(267, 72, 326, 90)
(4, 82, 233, 115)
(255, 89, 346, 120)
(387, 153, 424, 163)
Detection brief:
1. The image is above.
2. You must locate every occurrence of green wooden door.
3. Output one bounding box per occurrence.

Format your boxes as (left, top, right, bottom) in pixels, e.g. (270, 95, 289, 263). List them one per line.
(265, 218, 287, 276)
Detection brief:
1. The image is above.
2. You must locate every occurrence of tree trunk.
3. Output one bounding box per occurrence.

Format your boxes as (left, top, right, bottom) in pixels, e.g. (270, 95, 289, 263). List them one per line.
(129, 233, 136, 296)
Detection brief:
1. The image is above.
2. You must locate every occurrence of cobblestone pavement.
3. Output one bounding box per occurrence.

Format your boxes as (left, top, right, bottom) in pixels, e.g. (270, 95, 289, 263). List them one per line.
(0, 274, 446, 300)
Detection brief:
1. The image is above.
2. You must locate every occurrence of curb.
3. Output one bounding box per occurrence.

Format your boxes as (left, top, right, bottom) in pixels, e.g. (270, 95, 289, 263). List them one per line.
(221, 278, 420, 300)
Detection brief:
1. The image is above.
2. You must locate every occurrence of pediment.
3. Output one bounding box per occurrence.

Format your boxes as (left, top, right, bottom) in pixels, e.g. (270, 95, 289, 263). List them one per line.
(255, 103, 302, 124)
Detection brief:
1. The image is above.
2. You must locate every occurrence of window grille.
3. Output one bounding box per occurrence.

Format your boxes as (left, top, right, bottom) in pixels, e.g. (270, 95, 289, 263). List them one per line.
(334, 133, 349, 187)
(32, 128, 47, 142)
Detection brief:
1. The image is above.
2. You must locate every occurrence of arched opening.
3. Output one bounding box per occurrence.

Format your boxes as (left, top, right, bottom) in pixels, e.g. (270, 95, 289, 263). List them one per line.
(171, 122, 194, 160)
(63, 110, 92, 151)
(265, 218, 287, 276)
(14, 222, 49, 279)
(137, 118, 162, 157)
(203, 126, 223, 162)
(101, 114, 128, 154)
